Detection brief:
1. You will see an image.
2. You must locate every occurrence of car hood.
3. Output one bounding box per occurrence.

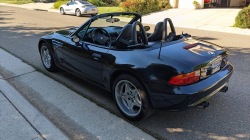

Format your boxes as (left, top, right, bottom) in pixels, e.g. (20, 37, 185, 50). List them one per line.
(147, 37, 228, 71)
(54, 27, 78, 36)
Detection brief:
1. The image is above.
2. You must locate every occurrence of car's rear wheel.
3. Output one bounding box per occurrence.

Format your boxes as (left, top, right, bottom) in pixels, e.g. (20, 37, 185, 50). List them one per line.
(75, 9, 81, 17)
(40, 43, 58, 72)
(60, 8, 65, 15)
(113, 74, 154, 121)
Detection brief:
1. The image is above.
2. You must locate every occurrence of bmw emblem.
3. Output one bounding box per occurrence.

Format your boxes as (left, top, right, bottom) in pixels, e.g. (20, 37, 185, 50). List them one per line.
(208, 51, 215, 55)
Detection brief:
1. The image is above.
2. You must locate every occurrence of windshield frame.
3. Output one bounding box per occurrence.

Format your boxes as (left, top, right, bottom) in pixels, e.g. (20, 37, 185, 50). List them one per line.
(70, 12, 141, 38)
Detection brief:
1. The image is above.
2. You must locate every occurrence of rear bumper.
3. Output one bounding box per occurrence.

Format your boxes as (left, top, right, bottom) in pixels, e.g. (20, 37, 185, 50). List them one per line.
(143, 63, 234, 111)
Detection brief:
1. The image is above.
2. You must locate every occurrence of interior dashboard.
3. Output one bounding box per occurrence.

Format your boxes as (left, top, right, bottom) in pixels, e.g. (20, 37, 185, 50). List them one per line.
(85, 26, 123, 40)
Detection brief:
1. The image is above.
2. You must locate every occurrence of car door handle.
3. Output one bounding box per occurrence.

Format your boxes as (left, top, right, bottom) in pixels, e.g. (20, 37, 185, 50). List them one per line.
(92, 53, 101, 59)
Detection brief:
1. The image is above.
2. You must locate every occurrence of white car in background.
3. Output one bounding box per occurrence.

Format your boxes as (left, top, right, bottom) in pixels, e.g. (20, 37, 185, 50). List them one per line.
(60, 1, 98, 17)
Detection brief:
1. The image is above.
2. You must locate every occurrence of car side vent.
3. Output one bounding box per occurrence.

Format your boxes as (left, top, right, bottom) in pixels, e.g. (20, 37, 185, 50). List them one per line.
(52, 39, 63, 48)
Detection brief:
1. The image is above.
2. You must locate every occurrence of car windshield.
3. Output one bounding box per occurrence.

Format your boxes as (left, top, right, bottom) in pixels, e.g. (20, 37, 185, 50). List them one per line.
(78, 1, 92, 5)
(89, 15, 136, 28)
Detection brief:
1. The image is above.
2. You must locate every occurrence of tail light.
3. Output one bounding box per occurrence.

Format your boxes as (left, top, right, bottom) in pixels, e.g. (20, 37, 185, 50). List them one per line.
(169, 70, 200, 86)
(225, 53, 230, 64)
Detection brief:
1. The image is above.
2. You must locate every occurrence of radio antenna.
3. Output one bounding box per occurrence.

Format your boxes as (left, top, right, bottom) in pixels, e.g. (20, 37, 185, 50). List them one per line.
(158, 42, 162, 59)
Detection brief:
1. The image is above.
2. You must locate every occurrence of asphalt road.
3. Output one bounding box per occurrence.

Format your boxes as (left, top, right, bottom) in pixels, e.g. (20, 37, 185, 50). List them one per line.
(1, 6, 250, 140)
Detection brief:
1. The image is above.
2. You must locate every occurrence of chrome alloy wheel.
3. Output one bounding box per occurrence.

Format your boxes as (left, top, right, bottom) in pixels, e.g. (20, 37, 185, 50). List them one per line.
(60, 8, 64, 14)
(115, 80, 142, 117)
(76, 9, 81, 17)
(41, 46, 51, 69)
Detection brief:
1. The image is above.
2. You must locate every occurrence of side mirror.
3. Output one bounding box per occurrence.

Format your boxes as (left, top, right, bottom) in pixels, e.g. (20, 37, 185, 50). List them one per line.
(66, 3, 69, 6)
(72, 35, 80, 43)
(144, 26, 150, 31)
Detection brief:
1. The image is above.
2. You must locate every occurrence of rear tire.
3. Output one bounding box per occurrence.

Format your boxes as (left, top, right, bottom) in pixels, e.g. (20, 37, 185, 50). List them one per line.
(40, 43, 58, 72)
(113, 74, 154, 121)
(76, 9, 81, 17)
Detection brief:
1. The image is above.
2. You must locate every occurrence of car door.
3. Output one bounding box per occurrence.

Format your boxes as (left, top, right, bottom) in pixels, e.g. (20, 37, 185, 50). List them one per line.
(62, 21, 106, 82)
(62, 40, 107, 82)
(64, 1, 75, 14)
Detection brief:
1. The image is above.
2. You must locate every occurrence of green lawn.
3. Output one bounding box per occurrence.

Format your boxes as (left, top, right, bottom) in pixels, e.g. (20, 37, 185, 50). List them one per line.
(98, 7, 121, 14)
(0, 0, 38, 4)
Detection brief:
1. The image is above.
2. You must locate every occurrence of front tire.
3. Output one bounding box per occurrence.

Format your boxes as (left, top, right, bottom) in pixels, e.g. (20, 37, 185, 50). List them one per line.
(113, 74, 154, 121)
(75, 9, 81, 17)
(60, 8, 65, 15)
(40, 43, 58, 72)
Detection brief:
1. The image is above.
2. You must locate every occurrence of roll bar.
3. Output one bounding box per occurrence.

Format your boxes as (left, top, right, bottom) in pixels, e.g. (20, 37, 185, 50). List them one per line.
(131, 21, 148, 45)
(162, 18, 176, 42)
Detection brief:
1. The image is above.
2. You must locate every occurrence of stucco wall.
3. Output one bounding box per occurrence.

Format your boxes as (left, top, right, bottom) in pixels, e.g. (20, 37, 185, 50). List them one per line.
(170, 0, 205, 9)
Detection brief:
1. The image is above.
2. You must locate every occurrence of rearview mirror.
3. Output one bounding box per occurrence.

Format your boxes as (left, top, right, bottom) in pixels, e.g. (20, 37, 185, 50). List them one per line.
(72, 35, 80, 43)
(144, 26, 150, 31)
(106, 18, 120, 23)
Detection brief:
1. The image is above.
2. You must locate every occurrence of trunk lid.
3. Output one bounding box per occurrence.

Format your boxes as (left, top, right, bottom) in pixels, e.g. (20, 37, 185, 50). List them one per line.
(147, 37, 228, 72)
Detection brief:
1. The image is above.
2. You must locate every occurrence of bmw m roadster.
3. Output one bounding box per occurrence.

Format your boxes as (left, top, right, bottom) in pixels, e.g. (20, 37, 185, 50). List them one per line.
(38, 12, 234, 120)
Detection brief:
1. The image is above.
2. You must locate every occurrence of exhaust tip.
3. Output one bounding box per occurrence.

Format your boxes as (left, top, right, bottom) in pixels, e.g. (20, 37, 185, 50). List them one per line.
(220, 86, 228, 93)
(197, 101, 209, 109)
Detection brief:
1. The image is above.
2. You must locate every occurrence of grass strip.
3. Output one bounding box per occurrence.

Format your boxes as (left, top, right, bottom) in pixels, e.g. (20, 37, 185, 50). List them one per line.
(0, 46, 166, 140)
(0, 0, 39, 5)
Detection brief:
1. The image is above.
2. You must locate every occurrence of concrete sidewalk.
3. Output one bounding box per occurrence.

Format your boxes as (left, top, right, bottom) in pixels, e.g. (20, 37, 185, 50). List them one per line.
(0, 76, 67, 140)
(0, 2, 58, 13)
(0, 48, 156, 139)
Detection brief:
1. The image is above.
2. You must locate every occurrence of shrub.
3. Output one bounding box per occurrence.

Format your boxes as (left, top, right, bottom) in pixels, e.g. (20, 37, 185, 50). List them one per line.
(193, 0, 199, 5)
(159, 0, 171, 9)
(101, 0, 113, 4)
(233, 5, 250, 28)
(88, 0, 100, 6)
(99, 1, 107, 6)
(119, 0, 161, 15)
(53, 0, 69, 9)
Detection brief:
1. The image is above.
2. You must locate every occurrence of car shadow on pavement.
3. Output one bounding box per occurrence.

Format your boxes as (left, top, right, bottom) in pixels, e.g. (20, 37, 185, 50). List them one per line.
(192, 36, 218, 40)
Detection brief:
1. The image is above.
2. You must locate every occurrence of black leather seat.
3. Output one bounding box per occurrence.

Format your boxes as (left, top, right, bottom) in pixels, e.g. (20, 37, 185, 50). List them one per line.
(148, 22, 163, 42)
(113, 24, 132, 49)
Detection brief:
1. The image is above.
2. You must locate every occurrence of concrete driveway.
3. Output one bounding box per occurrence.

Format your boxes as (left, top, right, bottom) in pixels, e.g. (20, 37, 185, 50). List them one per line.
(143, 8, 250, 35)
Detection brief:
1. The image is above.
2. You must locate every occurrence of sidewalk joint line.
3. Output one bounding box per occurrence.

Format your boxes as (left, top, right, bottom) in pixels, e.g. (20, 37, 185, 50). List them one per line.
(1, 70, 36, 80)
(0, 90, 46, 140)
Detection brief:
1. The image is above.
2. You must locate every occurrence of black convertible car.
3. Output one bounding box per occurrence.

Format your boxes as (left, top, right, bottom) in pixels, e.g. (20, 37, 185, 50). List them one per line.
(38, 12, 234, 120)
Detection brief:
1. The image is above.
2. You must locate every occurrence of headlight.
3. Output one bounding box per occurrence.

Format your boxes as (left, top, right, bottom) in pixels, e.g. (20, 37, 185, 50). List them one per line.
(82, 6, 86, 8)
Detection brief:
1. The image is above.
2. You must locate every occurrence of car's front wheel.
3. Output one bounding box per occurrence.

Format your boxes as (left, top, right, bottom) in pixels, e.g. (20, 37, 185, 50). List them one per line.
(75, 9, 81, 17)
(40, 43, 58, 72)
(60, 8, 65, 15)
(113, 74, 154, 121)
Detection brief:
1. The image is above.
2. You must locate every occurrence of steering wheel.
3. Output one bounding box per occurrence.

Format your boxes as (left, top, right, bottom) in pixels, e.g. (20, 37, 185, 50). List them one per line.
(91, 28, 111, 46)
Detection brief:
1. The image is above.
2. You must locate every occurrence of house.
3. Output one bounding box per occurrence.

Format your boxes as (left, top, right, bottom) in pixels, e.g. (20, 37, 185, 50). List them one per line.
(170, 0, 250, 9)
